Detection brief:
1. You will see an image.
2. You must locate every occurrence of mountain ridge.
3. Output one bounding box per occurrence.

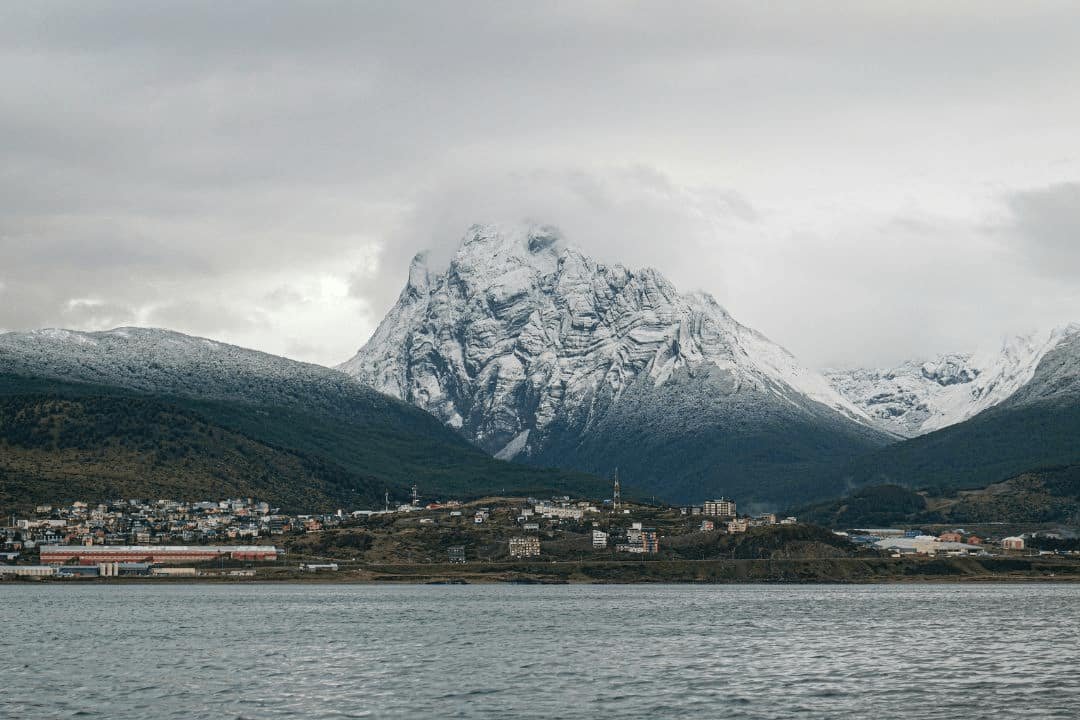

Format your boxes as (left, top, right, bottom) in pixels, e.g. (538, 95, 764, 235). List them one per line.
(0, 327, 610, 511)
(826, 324, 1080, 437)
(340, 223, 892, 505)
(828, 328, 1080, 496)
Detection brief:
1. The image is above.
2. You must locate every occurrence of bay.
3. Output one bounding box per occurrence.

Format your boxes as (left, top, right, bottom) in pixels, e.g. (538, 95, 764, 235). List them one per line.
(2, 583, 1078, 719)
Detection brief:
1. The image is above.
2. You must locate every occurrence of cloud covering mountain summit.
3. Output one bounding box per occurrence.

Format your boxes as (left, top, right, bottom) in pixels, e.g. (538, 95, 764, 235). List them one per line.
(340, 223, 889, 503)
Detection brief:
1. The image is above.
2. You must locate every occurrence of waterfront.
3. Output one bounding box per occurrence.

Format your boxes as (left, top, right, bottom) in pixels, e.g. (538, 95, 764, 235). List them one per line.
(3, 584, 1079, 719)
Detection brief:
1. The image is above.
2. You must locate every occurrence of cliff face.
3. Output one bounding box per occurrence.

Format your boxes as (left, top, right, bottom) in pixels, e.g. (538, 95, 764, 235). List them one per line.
(342, 223, 890, 504)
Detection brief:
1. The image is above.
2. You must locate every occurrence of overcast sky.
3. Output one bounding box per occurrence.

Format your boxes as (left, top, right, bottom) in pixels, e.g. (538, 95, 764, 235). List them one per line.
(3, 2, 1080, 369)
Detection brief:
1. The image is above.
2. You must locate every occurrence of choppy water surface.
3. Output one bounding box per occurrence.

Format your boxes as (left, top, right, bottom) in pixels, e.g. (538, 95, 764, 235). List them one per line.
(2, 583, 1079, 719)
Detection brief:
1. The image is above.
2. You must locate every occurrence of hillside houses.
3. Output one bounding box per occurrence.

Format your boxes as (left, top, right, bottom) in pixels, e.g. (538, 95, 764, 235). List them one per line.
(2, 497, 326, 551)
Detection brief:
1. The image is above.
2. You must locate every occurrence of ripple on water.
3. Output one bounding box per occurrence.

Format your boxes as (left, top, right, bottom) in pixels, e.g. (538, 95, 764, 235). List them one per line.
(2, 584, 1080, 719)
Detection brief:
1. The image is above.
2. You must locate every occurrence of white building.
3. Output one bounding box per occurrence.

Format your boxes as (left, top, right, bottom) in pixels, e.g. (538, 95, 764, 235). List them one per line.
(0, 565, 56, 577)
(703, 498, 737, 517)
(534, 505, 584, 520)
(592, 530, 609, 548)
(509, 536, 541, 558)
(875, 536, 982, 556)
(1001, 536, 1026, 551)
(726, 518, 749, 534)
(301, 563, 340, 572)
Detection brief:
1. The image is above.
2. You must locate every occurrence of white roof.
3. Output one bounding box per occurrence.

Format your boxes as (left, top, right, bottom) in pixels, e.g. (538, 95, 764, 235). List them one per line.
(875, 536, 981, 552)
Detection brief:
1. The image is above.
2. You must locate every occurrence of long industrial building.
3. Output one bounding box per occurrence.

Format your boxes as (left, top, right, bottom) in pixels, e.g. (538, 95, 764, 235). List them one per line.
(38, 545, 280, 565)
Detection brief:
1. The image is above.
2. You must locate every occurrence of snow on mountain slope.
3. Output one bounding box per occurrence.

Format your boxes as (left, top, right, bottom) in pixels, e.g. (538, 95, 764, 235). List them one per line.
(343, 223, 872, 453)
(826, 324, 1080, 437)
(1, 327, 338, 394)
(340, 223, 889, 503)
(0, 327, 618, 505)
(0, 326, 418, 424)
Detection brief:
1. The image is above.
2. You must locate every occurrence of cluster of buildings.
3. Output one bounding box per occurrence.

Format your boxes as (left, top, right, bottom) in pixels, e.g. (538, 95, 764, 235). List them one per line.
(508, 535, 541, 558)
(685, 499, 796, 534)
(490, 494, 791, 561)
(843, 528, 1047, 556)
(2, 497, 348, 555)
(533, 499, 601, 520)
(2, 543, 278, 579)
(0, 497, 328, 578)
(474, 498, 601, 528)
(498, 493, 789, 559)
(505, 497, 661, 558)
(1, 562, 259, 579)
(3, 485, 807, 572)
(38, 544, 279, 564)
(592, 523, 660, 554)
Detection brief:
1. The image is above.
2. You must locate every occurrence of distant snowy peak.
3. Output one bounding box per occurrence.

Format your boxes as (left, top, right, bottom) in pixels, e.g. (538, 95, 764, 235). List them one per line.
(341, 222, 873, 460)
(827, 324, 1080, 437)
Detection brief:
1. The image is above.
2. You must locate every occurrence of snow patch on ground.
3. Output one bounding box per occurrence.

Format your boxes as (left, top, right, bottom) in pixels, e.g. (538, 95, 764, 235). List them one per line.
(495, 429, 530, 460)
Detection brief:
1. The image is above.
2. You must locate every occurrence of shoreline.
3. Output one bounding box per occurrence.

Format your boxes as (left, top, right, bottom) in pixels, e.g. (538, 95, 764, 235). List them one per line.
(7, 576, 1080, 586)
(6, 555, 1080, 585)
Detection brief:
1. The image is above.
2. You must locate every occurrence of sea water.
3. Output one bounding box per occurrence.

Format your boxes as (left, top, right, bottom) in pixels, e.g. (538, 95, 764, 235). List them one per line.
(2, 583, 1078, 719)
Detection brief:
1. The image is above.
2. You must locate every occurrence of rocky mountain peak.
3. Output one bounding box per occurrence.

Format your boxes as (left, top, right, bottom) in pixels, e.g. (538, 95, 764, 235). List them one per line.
(827, 323, 1080, 437)
(405, 251, 431, 298)
(339, 223, 882, 502)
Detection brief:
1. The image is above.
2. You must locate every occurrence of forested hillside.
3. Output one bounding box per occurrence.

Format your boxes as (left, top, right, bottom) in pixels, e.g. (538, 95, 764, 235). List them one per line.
(0, 374, 608, 512)
(795, 466, 1080, 528)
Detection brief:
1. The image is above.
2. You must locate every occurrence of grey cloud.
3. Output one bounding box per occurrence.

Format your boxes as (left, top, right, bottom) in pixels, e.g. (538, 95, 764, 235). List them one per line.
(57, 299, 140, 330)
(284, 338, 329, 362)
(1006, 183, 1080, 278)
(362, 166, 758, 318)
(264, 286, 306, 310)
(145, 300, 265, 336)
(3, 3, 1080, 366)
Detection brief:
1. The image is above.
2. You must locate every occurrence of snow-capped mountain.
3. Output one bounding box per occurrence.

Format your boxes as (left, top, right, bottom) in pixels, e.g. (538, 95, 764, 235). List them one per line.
(1004, 326, 1080, 407)
(2, 327, 346, 400)
(0, 326, 432, 426)
(341, 223, 890, 503)
(835, 324, 1080, 494)
(826, 324, 1080, 437)
(0, 326, 615, 507)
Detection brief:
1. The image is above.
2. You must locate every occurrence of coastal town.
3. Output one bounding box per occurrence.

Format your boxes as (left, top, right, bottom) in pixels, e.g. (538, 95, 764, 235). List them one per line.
(0, 490, 765, 576)
(3, 480, 1077, 582)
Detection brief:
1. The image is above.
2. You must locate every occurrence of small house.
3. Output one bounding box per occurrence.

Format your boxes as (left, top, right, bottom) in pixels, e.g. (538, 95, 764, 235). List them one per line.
(1001, 536, 1025, 551)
